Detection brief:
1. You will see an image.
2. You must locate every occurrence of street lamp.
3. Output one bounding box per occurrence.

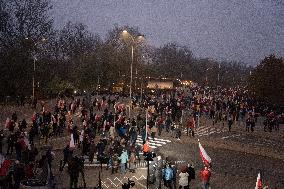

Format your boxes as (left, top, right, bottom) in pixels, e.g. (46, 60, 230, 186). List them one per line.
(25, 37, 46, 101)
(122, 30, 144, 118)
(205, 68, 210, 85)
(218, 63, 221, 84)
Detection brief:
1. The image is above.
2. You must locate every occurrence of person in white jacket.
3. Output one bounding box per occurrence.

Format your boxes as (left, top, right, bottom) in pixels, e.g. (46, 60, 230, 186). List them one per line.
(179, 171, 189, 189)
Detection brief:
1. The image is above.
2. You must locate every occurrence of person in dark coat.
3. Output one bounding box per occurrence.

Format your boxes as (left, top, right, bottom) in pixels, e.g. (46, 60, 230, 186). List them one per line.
(68, 156, 80, 189)
(12, 112, 17, 122)
(89, 140, 96, 163)
(6, 132, 15, 155)
(187, 163, 195, 185)
(19, 119, 27, 132)
(46, 148, 54, 173)
(13, 161, 25, 189)
(96, 139, 105, 157)
(60, 145, 72, 171)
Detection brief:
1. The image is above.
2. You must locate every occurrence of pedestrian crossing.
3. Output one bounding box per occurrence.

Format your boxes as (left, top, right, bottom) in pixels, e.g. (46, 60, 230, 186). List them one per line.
(183, 125, 227, 137)
(134, 159, 186, 169)
(135, 135, 171, 149)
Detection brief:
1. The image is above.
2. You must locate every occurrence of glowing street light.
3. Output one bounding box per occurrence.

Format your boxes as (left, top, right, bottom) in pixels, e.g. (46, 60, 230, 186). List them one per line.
(121, 29, 145, 117)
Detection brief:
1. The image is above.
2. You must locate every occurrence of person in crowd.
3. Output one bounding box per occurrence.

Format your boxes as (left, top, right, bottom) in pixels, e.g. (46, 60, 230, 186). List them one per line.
(6, 132, 16, 155)
(60, 145, 72, 171)
(143, 139, 151, 157)
(187, 163, 196, 185)
(246, 116, 251, 132)
(13, 160, 25, 189)
(186, 117, 195, 137)
(89, 139, 96, 163)
(118, 149, 128, 174)
(179, 165, 189, 189)
(163, 163, 174, 189)
(250, 115, 256, 132)
(228, 114, 233, 132)
(128, 152, 136, 173)
(0, 86, 282, 188)
(200, 166, 211, 189)
(151, 125, 157, 141)
(46, 147, 54, 173)
(68, 156, 80, 189)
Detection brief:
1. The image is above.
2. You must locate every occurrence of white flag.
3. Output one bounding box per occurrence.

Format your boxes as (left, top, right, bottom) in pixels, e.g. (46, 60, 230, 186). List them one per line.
(70, 134, 75, 148)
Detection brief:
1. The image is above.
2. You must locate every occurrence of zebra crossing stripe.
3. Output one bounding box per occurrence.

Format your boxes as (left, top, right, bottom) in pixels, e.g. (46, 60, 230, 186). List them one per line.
(136, 138, 163, 145)
(136, 140, 163, 146)
(135, 135, 171, 149)
(137, 135, 171, 143)
(136, 138, 167, 144)
(136, 142, 158, 148)
(217, 128, 225, 132)
(148, 138, 171, 143)
(147, 140, 167, 144)
(200, 130, 217, 136)
(196, 126, 211, 133)
(183, 127, 226, 136)
(182, 126, 208, 133)
(136, 142, 158, 149)
(84, 163, 108, 167)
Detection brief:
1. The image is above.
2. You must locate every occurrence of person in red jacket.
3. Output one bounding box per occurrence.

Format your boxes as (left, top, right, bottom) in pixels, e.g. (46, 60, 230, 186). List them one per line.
(186, 117, 195, 137)
(200, 166, 211, 189)
(143, 139, 151, 157)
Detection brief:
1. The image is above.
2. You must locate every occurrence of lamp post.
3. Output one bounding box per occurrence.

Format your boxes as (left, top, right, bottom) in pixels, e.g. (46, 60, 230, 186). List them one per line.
(122, 30, 144, 118)
(32, 57, 37, 101)
(218, 63, 220, 84)
(205, 67, 213, 86)
(25, 37, 46, 100)
(205, 68, 209, 85)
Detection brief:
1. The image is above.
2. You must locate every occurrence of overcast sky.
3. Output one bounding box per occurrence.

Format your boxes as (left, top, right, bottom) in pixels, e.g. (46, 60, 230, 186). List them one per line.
(51, 0, 284, 65)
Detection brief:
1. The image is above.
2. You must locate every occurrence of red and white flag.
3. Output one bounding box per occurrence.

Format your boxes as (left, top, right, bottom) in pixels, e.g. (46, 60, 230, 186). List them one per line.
(198, 140, 212, 167)
(255, 173, 262, 189)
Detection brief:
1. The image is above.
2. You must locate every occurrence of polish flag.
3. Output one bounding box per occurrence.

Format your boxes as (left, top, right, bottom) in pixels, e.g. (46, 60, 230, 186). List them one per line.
(69, 134, 75, 148)
(198, 140, 212, 167)
(255, 173, 262, 189)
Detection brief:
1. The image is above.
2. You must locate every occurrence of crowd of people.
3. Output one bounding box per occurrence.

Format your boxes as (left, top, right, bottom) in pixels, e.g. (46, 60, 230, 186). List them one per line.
(0, 85, 282, 188)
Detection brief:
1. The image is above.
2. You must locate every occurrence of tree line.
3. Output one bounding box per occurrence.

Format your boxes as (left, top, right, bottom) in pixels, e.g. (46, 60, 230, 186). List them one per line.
(1, 0, 282, 108)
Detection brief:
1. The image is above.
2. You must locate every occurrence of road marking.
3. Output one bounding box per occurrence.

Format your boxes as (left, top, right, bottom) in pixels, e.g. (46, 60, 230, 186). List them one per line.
(137, 137, 167, 144)
(137, 136, 171, 143)
(102, 175, 147, 188)
(136, 139, 163, 146)
(221, 134, 241, 139)
(136, 135, 171, 150)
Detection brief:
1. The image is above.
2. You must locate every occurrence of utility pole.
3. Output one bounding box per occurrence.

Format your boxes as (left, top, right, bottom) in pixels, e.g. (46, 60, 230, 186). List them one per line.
(135, 68, 137, 90)
(140, 81, 143, 102)
(218, 63, 220, 84)
(32, 57, 36, 100)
